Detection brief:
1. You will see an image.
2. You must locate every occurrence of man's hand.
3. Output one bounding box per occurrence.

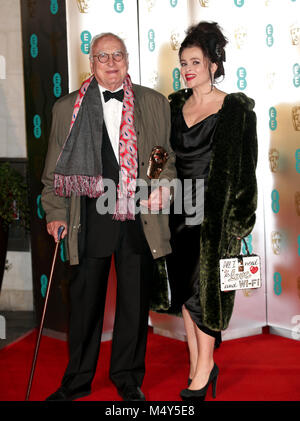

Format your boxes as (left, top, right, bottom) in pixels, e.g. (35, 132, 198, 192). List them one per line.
(140, 186, 171, 212)
(47, 221, 68, 243)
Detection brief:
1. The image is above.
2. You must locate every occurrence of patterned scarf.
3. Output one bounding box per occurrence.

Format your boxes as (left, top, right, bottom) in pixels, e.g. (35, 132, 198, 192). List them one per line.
(54, 74, 138, 221)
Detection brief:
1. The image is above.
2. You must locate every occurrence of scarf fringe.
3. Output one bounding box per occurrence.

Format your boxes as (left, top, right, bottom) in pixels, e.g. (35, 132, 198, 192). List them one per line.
(54, 174, 104, 198)
(113, 196, 135, 221)
(54, 74, 138, 221)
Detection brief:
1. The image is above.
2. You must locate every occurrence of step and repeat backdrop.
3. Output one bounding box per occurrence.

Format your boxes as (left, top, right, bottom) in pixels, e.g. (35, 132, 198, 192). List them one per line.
(21, 0, 300, 341)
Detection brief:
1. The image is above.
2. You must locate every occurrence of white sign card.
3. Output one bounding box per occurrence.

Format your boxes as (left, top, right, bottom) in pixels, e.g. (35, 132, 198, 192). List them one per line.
(220, 255, 261, 291)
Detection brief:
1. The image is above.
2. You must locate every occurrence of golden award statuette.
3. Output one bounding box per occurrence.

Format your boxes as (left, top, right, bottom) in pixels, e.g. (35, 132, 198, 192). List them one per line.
(147, 146, 168, 179)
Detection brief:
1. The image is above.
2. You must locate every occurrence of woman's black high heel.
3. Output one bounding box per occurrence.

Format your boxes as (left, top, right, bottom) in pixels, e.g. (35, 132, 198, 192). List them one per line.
(180, 363, 219, 401)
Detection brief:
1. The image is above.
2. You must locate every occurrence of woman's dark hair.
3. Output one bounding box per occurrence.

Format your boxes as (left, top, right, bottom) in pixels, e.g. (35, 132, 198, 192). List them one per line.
(179, 21, 227, 80)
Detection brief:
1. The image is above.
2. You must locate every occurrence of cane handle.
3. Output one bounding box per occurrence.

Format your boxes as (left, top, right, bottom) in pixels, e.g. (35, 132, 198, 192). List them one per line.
(57, 225, 65, 242)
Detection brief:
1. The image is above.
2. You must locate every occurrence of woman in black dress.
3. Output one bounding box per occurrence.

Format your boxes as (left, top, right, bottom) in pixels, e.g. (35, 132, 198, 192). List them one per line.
(167, 22, 258, 400)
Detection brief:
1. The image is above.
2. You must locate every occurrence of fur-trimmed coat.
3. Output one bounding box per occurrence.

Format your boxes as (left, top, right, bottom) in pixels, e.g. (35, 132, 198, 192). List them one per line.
(152, 89, 258, 332)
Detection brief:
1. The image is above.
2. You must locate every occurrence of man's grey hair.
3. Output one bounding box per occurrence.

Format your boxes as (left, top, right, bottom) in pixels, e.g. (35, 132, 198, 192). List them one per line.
(89, 32, 128, 62)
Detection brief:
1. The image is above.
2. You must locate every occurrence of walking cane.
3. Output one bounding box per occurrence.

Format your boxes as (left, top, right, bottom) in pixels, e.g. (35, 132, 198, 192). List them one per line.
(25, 225, 65, 401)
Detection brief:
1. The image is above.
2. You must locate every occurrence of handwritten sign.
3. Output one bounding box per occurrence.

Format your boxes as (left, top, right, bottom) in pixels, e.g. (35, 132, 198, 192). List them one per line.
(220, 255, 261, 291)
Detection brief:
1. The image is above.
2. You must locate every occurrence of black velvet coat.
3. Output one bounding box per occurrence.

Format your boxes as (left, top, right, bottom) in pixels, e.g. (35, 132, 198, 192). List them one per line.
(151, 89, 258, 332)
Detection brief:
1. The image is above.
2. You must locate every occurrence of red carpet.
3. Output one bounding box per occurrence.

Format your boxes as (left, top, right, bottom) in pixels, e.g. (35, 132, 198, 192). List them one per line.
(0, 329, 300, 402)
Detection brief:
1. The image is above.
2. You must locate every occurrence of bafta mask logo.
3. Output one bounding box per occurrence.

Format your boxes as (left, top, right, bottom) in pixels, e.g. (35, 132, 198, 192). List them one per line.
(292, 106, 300, 131)
(271, 231, 282, 255)
(79, 72, 92, 86)
(146, 0, 156, 12)
(199, 0, 209, 6)
(243, 289, 253, 298)
(234, 26, 247, 49)
(76, 0, 89, 13)
(295, 192, 300, 216)
(170, 30, 181, 51)
(290, 24, 300, 46)
(266, 71, 276, 90)
(148, 70, 158, 88)
(269, 148, 279, 172)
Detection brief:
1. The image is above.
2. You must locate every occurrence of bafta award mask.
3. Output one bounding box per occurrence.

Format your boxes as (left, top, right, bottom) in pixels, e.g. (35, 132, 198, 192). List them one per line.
(146, 0, 156, 12)
(199, 0, 209, 6)
(234, 26, 247, 50)
(271, 231, 282, 255)
(170, 31, 181, 51)
(292, 106, 300, 131)
(269, 148, 279, 172)
(76, 0, 89, 13)
(290, 24, 300, 46)
(147, 146, 168, 179)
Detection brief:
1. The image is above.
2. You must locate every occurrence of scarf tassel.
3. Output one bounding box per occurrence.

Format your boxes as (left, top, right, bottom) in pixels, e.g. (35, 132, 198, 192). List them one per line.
(54, 174, 104, 198)
(113, 196, 136, 221)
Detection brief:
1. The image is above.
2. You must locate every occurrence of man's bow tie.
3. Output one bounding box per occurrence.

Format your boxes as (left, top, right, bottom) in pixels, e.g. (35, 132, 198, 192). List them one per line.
(103, 89, 124, 102)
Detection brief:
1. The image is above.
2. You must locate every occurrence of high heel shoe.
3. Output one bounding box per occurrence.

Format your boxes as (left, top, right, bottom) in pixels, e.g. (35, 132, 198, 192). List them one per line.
(180, 363, 219, 401)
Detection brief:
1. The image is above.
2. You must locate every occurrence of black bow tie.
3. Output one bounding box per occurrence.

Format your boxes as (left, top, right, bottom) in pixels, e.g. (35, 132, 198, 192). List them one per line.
(103, 89, 124, 102)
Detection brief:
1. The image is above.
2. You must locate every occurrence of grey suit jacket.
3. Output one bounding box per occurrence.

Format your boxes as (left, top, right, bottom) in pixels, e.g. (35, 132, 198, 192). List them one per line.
(41, 82, 176, 264)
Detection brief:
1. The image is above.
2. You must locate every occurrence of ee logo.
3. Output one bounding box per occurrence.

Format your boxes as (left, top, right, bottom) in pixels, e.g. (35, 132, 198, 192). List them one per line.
(293, 63, 300, 88)
(234, 0, 245, 7)
(50, 0, 58, 14)
(274, 272, 282, 295)
(33, 114, 41, 139)
(36, 194, 45, 219)
(53, 73, 62, 98)
(237, 67, 247, 90)
(81, 31, 91, 55)
(296, 149, 300, 173)
(114, 0, 124, 13)
(148, 29, 155, 52)
(40, 274, 48, 298)
(242, 234, 253, 255)
(297, 235, 300, 256)
(271, 189, 280, 213)
(172, 68, 181, 91)
(30, 34, 38, 58)
(170, 0, 178, 6)
(269, 107, 277, 130)
(266, 24, 274, 47)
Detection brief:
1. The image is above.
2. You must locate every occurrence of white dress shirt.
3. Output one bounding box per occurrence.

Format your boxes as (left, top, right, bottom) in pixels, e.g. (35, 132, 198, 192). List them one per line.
(98, 84, 123, 163)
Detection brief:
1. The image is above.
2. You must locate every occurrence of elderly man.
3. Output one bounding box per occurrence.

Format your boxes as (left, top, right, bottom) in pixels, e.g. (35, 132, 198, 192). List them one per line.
(41, 32, 175, 401)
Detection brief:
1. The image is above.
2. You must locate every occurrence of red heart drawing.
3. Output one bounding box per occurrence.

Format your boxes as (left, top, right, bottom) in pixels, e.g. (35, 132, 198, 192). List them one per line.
(250, 266, 258, 274)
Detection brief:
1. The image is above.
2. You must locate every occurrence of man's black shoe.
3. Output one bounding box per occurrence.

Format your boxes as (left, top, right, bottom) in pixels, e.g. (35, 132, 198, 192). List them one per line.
(45, 386, 91, 401)
(118, 385, 146, 401)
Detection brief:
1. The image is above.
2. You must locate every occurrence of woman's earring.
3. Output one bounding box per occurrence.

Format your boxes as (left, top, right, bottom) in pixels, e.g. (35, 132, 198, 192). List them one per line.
(209, 68, 215, 91)
(181, 74, 188, 92)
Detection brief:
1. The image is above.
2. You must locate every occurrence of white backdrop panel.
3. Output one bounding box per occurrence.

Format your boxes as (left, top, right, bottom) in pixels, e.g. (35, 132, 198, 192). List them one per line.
(64, 0, 300, 342)
(66, 0, 140, 92)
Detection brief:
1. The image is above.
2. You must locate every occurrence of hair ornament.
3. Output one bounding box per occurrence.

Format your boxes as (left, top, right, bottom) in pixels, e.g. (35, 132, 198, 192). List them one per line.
(216, 44, 226, 62)
(215, 44, 222, 59)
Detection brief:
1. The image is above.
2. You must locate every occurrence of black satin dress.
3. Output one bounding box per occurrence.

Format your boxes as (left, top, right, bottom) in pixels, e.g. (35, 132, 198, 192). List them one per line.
(167, 108, 222, 347)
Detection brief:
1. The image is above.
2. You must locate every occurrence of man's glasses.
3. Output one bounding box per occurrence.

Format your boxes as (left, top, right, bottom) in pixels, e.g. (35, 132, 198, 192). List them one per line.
(93, 51, 125, 64)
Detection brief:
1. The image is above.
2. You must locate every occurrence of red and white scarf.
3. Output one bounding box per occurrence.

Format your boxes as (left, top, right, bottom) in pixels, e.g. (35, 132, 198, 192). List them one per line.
(54, 74, 138, 221)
